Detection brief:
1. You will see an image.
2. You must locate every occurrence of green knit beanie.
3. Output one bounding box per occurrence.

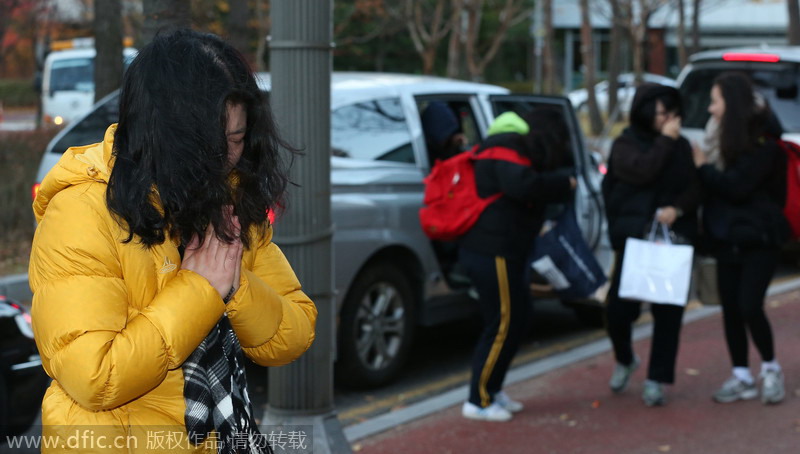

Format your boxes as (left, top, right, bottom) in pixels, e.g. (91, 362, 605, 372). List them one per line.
(487, 111, 530, 136)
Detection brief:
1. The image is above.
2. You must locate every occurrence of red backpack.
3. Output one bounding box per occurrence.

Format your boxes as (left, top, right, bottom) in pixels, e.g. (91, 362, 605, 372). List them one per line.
(779, 139, 800, 239)
(419, 145, 531, 241)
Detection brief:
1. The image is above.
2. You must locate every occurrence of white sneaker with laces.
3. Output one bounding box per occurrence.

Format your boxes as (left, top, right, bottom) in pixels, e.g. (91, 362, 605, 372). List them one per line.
(712, 376, 758, 403)
(462, 402, 513, 422)
(761, 369, 785, 405)
(494, 391, 524, 412)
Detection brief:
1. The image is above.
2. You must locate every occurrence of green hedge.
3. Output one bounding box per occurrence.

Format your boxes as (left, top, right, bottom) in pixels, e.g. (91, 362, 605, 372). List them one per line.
(0, 79, 39, 108)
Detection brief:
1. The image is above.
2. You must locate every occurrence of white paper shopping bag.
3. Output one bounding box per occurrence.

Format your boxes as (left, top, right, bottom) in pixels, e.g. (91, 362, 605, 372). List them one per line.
(618, 223, 694, 306)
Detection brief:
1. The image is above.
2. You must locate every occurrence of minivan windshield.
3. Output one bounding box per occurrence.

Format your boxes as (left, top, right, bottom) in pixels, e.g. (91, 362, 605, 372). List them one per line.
(679, 63, 800, 133)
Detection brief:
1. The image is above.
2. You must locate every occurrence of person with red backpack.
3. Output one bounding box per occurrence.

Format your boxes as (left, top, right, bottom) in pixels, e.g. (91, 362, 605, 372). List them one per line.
(692, 72, 789, 405)
(458, 108, 575, 422)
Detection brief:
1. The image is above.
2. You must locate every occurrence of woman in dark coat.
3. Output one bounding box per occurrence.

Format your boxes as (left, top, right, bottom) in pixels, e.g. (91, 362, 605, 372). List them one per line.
(692, 72, 788, 405)
(602, 83, 700, 406)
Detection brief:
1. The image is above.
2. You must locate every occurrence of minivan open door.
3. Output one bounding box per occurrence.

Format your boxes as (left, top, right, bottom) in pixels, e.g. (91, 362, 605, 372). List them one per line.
(487, 94, 613, 326)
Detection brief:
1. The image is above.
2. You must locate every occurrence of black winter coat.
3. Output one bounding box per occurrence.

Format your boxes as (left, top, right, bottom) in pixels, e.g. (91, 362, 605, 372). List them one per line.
(459, 133, 574, 259)
(699, 135, 789, 249)
(602, 127, 701, 250)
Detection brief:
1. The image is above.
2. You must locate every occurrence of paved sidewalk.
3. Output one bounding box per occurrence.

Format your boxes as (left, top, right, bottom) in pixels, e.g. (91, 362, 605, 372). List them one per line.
(352, 290, 800, 454)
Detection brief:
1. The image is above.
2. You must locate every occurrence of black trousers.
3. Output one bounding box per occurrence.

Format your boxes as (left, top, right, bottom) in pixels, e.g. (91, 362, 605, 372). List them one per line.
(716, 246, 778, 368)
(605, 248, 685, 384)
(459, 247, 531, 408)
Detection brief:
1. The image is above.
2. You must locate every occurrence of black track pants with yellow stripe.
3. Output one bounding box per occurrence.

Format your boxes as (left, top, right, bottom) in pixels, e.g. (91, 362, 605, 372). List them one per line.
(460, 247, 532, 408)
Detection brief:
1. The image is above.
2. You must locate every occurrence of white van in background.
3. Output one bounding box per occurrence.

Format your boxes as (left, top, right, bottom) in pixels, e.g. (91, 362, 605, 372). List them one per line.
(40, 38, 136, 127)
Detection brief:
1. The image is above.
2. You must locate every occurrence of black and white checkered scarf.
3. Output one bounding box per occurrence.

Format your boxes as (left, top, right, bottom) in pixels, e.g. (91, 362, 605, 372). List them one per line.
(183, 315, 272, 453)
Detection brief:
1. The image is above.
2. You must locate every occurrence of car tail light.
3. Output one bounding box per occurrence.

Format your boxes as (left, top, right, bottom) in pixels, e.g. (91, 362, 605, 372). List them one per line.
(598, 162, 608, 175)
(32, 183, 41, 201)
(722, 53, 780, 63)
(15, 312, 34, 338)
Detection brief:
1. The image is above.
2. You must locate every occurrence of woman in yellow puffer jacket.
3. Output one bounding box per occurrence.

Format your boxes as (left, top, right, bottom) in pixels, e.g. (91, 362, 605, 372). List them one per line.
(29, 30, 317, 453)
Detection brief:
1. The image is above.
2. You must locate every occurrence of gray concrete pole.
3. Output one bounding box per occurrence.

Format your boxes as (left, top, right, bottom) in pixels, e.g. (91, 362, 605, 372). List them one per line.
(264, 2, 351, 453)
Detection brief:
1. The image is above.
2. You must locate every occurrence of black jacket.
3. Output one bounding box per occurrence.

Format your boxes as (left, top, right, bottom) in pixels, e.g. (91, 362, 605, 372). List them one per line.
(699, 133, 789, 249)
(459, 133, 573, 259)
(603, 127, 701, 250)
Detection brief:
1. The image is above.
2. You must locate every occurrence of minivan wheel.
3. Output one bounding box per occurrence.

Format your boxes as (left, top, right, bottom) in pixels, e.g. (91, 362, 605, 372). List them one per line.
(336, 262, 416, 389)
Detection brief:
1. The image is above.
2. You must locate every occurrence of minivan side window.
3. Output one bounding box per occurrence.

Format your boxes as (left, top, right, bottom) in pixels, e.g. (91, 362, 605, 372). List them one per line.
(415, 98, 481, 165)
(50, 93, 120, 154)
(331, 98, 414, 163)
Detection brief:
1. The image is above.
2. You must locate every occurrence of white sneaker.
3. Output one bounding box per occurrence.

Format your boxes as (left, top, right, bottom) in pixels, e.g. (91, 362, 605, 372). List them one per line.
(761, 369, 785, 405)
(609, 356, 640, 393)
(462, 402, 512, 422)
(494, 391, 524, 412)
(712, 376, 758, 403)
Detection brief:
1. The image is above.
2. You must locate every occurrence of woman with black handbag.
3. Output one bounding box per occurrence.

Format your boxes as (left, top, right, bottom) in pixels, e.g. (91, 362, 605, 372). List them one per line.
(692, 72, 788, 405)
(602, 83, 700, 406)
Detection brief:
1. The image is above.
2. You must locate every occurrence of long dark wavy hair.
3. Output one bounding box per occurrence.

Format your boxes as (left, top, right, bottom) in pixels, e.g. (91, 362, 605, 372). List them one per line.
(714, 72, 768, 166)
(628, 84, 683, 138)
(108, 29, 291, 249)
(518, 107, 573, 170)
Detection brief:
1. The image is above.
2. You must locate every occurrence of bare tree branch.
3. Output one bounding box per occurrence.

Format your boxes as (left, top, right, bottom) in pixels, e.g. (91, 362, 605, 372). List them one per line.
(676, 0, 687, 67)
(789, 0, 800, 45)
(333, 4, 359, 37)
(464, 0, 531, 80)
(446, 0, 465, 78)
(405, 0, 426, 54)
(94, 0, 123, 102)
(542, 0, 557, 93)
(580, 0, 603, 135)
(607, 0, 623, 114)
(404, 0, 455, 74)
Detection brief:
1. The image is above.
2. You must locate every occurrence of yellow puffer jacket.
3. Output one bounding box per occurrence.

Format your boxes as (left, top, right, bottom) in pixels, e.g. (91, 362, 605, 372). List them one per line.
(29, 124, 317, 453)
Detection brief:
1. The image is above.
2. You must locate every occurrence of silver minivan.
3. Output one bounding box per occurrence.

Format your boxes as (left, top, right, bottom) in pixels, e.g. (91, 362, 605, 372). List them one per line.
(33, 72, 611, 388)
